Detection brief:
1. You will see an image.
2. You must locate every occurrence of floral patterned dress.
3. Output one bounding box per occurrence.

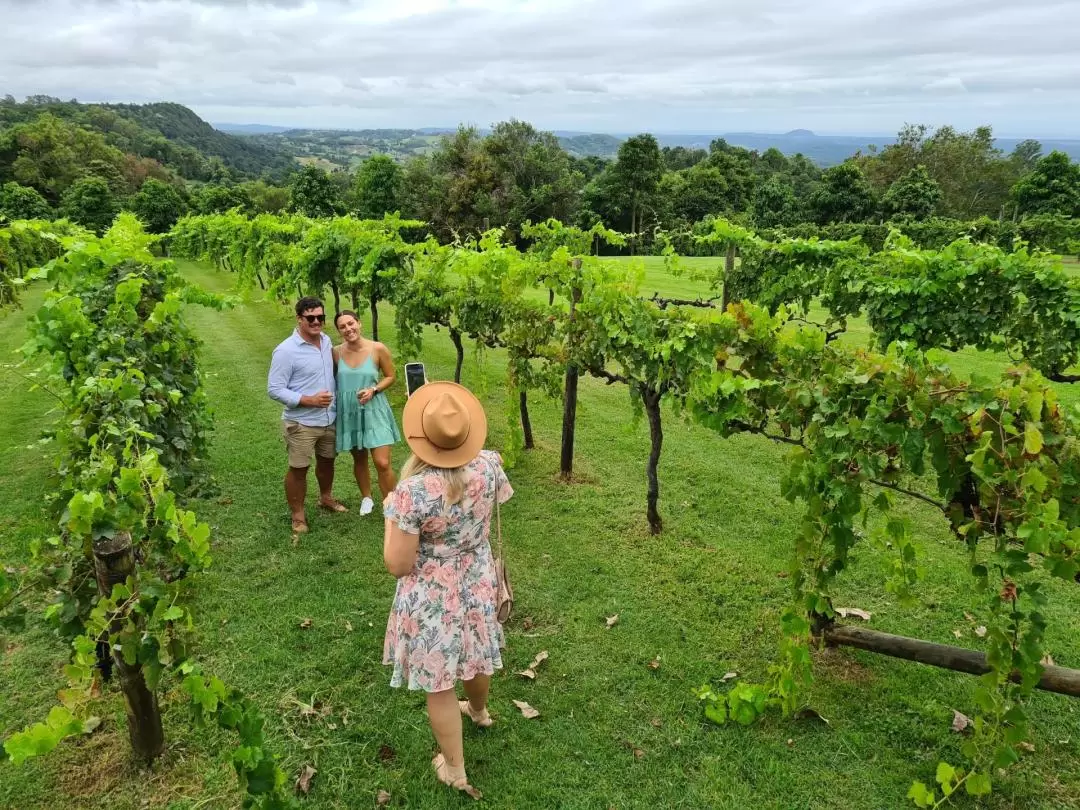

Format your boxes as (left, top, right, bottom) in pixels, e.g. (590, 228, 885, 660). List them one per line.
(383, 449, 514, 692)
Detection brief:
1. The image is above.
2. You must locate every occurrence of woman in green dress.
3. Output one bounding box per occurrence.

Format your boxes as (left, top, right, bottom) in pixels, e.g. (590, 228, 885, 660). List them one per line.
(333, 311, 402, 515)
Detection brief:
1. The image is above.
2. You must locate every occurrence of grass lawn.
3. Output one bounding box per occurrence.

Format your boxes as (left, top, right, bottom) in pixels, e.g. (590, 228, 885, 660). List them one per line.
(1, 257, 1079, 809)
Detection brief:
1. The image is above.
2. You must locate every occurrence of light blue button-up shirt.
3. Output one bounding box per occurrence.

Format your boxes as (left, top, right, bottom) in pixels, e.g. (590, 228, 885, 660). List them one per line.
(267, 330, 336, 427)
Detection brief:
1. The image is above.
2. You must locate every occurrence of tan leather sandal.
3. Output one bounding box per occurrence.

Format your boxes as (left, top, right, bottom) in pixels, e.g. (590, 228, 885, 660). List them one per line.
(432, 753, 482, 799)
(459, 699, 494, 728)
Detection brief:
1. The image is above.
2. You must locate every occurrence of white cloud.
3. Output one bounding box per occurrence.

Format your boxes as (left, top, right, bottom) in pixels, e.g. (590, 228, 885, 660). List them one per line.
(0, 0, 1077, 136)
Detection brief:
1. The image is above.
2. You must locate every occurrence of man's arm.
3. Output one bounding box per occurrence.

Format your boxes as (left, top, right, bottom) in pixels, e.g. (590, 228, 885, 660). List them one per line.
(268, 345, 303, 408)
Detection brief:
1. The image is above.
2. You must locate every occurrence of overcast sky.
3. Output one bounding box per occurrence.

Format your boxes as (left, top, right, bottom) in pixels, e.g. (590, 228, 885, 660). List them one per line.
(1, 0, 1078, 137)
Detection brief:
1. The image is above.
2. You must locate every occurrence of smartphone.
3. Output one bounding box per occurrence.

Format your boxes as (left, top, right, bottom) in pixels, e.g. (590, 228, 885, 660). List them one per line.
(404, 362, 427, 397)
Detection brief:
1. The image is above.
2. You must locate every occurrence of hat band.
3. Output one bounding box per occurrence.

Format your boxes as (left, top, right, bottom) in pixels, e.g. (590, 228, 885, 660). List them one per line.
(407, 425, 470, 452)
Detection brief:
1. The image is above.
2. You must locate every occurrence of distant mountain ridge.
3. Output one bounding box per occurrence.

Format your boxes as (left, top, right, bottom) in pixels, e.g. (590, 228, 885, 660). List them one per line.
(217, 122, 1080, 165)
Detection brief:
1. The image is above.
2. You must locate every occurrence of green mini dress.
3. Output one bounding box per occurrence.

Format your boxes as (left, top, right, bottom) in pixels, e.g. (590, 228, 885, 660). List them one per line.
(335, 354, 402, 452)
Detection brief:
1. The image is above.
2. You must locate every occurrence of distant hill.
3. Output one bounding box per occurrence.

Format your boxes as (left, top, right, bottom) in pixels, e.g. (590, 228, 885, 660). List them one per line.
(652, 130, 1080, 166)
(0, 98, 295, 181)
(221, 119, 1080, 168)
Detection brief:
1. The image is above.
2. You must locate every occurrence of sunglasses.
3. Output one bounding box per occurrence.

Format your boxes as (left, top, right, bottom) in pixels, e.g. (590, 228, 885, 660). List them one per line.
(302, 314, 326, 324)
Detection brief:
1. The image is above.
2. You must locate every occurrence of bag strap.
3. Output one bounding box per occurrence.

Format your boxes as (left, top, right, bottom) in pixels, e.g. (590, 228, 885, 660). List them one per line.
(485, 455, 503, 562)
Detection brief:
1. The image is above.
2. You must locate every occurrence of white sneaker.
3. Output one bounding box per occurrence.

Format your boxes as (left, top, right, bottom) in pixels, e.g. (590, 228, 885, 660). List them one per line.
(359, 497, 374, 516)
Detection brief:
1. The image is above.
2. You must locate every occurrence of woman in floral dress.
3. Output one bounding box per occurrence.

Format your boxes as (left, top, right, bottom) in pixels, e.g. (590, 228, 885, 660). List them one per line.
(382, 381, 513, 799)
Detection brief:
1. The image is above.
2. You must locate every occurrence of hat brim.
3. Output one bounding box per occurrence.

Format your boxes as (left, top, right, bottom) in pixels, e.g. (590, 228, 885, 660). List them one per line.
(401, 381, 488, 469)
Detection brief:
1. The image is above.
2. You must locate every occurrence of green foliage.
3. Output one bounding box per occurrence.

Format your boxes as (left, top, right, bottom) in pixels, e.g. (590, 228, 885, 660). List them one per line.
(689, 303, 1080, 803)
(130, 178, 187, 234)
(288, 165, 339, 218)
(59, 176, 118, 235)
(401, 121, 582, 242)
(1012, 150, 1080, 218)
(882, 165, 941, 220)
(0, 182, 52, 221)
(0, 113, 127, 203)
(807, 162, 877, 224)
(193, 183, 253, 215)
(351, 155, 402, 219)
(751, 176, 800, 228)
(0, 219, 85, 307)
(2, 214, 295, 809)
(858, 124, 1018, 220)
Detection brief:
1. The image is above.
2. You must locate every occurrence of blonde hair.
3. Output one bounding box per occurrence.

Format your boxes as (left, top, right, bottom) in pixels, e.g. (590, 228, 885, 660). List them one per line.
(399, 453, 471, 504)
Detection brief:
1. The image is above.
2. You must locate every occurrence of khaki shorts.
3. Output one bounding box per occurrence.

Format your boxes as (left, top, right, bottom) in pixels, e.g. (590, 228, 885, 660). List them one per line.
(283, 420, 337, 468)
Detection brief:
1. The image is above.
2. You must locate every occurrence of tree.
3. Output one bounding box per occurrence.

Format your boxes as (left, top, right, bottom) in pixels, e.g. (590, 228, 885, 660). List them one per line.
(84, 158, 128, 195)
(60, 176, 118, 234)
(751, 177, 799, 228)
(808, 162, 877, 224)
(611, 134, 663, 251)
(400, 121, 583, 241)
(241, 180, 289, 214)
(193, 183, 251, 215)
(882, 165, 941, 220)
(661, 164, 733, 226)
(288, 165, 338, 217)
(0, 181, 53, 220)
(1009, 140, 1043, 174)
(481, 120, 581, 239)
(130, 178, 186, 233)
(662, 146, 708, 171)
(351, 155, 402, 219)
(0, 113, 126, 203)
(858, 124, 1016, 219)
(1012, 151, 1080, 218)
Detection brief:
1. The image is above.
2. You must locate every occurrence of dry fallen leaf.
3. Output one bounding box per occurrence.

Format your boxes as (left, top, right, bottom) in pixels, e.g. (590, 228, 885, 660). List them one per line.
(794, 707, 830, 725)
(835, 607, 872, 622)
(295, 763, 317, 795)
(974, 626, 987, 638)
(650, 717, 663, 729)
(293, 697, 331, 721)
(300, 618, 313, 629)
(516, 650, 550, 679)
(721, 671, 739, 682)
(522, 616, 535, 631)
(1018, 741, 1036, 753)
(513, 699, 540, 719)
(605, 614, 620, 629)
(963, 612, 976, 622)
(376, 789, 391, 806)
(952, 710, 971, 733)
(952, 629, 963, 639)
(633, 748, 645, 760)
(1041, 653, 1056, 667)
(647, 657, 661, 670)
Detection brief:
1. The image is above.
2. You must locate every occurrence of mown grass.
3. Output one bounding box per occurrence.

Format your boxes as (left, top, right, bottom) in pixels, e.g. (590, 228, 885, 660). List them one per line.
(1, 257, 1079, 809)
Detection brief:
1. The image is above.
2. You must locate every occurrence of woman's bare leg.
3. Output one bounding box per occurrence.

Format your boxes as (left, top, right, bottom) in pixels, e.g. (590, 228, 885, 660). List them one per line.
(370, 445, 397, 498)
(427, 688, 466, 772)
(350, 448, 371, 498)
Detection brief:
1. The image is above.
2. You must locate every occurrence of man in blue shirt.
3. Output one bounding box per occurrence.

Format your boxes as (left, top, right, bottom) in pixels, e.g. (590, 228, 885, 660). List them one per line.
(268, 296, 348, 533)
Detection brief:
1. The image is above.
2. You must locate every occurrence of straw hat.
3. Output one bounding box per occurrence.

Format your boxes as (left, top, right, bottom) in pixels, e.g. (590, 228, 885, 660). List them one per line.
(401, 381, 488, 469)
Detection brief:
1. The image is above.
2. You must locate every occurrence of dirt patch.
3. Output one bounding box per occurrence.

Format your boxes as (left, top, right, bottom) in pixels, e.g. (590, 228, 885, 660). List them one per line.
(55, 726, 129, 799)
(812, 646, 875, 685)
(54, 721, 235, 809)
